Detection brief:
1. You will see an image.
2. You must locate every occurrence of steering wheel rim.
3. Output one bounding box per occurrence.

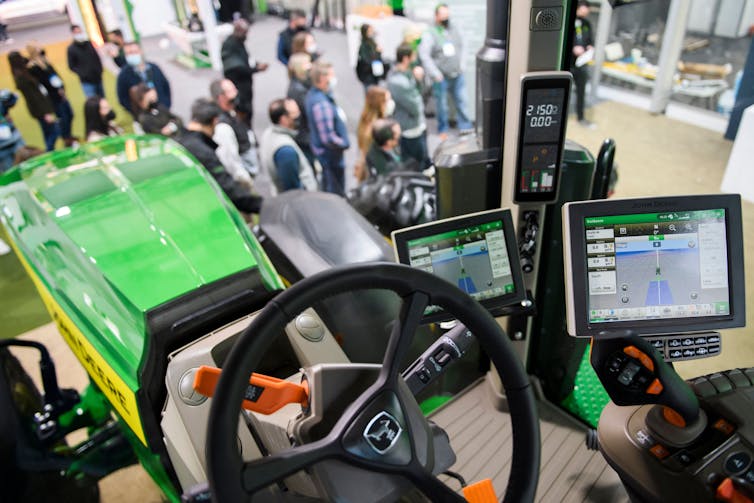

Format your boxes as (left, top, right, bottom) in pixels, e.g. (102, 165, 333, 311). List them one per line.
(206, 262, 540, 503)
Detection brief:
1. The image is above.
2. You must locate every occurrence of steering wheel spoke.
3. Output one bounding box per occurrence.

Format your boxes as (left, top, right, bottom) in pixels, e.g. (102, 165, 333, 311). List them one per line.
(381, 291, 430, 382)
(241, 438, 339, 494)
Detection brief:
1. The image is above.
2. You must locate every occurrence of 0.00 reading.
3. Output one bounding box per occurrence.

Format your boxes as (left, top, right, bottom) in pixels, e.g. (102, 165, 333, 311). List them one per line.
(530, 116, 553, 128)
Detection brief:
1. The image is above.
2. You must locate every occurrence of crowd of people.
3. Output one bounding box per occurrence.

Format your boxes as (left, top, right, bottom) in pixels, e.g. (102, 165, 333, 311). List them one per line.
(1, 3, 476, 218)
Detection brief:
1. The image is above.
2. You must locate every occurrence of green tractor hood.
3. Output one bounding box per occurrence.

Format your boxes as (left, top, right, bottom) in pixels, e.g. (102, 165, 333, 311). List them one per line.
(0, 135, 283, 450)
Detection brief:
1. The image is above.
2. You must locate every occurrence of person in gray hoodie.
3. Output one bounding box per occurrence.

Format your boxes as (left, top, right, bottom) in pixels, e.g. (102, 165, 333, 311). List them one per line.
(387, 44, 429, 169)
(418, 3, 472, 137)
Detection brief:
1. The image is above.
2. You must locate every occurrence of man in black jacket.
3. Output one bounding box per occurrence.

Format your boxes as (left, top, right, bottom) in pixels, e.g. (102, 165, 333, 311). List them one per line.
(175, 98, 262, 214)
(221, 19, 268, 127)
(277, 9, 308, 66)
(572, 0, 595, 127)
(116, 42, 172, 117)
(66, 25, 104, 98)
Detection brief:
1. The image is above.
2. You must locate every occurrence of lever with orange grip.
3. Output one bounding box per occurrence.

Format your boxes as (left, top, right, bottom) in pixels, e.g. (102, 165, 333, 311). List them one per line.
(193, 365, 308, 414)
(590, 335, 700, 427)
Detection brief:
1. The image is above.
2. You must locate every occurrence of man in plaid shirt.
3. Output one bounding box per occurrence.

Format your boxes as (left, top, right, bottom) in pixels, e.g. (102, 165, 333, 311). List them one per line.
(305, 61, 350, 195)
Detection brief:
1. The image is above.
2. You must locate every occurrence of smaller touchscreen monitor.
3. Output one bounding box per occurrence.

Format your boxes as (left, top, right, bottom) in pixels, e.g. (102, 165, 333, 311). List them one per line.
(563, 195, 745, 338)
(392, 209, 525, 322)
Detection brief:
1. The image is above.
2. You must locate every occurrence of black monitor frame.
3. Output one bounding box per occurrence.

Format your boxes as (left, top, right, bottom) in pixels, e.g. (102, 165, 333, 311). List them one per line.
(563, 194, 745, 339)
(513, 71, 573, 204)
(392, 209, 526, 323)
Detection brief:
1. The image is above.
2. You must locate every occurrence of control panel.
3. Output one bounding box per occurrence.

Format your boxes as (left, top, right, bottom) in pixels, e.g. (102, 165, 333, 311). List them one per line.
(646, 333, 722, 362)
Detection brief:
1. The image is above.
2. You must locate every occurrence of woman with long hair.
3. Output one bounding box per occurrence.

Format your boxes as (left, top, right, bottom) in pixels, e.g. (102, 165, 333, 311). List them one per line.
(356, 24, 387, 89)
(7, 51, 60, 151)
(354, 85, 394, 182)
(84, 96, 123, 142)
(26, 43, 76, 147)
(129, 83, 182, 136)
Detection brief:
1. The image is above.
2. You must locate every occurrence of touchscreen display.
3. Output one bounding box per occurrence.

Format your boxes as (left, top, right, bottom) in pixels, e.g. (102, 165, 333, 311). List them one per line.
(406, 220, 515, 303)
(585, 209, 730, 323)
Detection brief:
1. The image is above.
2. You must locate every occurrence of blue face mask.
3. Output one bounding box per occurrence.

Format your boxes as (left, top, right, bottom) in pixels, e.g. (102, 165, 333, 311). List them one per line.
(126, 53, 143, 66)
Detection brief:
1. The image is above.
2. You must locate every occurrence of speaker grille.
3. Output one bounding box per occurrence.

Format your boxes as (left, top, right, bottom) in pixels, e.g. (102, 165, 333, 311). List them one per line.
(531, 7, 563, 31)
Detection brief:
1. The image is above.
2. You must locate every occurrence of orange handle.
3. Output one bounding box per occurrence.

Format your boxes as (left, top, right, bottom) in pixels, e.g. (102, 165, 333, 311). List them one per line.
(717, 478, 754, 503)
(463, 479, 497, 503)
(193, 365, 308, 414)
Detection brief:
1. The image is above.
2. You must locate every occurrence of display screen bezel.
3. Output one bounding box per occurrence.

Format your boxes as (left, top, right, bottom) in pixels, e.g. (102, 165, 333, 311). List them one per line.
(564, 195, 745, 338)
(392, 209, 526, 323)
(513, 73, 572, 204)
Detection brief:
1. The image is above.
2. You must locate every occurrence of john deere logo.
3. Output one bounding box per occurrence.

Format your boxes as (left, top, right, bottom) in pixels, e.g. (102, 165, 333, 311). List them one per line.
(363, 411, 402, 454)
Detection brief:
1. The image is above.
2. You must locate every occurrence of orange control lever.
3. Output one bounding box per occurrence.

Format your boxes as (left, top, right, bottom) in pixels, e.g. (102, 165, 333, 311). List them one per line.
(463, 479, 497, 503)
(717, 478, 754, 503)
(193, 365, 308, 415)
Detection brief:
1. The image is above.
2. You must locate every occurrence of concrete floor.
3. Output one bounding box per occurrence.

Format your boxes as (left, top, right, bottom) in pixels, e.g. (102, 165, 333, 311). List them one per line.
(4, 14, 754, 503)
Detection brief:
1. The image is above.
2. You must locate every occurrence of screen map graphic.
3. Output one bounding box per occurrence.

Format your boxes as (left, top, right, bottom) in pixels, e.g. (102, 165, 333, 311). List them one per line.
(585, 209, 730, 323)
(407, 221, 515, 303)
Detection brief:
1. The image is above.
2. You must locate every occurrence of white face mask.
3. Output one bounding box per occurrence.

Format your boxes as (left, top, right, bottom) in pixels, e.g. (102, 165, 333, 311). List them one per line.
(328, 76, 338, 90)
(385, 98, 396, 116)
(126, 53, 143, 67)
(73, 33, 88, 43)
(307, 44, 317, 54)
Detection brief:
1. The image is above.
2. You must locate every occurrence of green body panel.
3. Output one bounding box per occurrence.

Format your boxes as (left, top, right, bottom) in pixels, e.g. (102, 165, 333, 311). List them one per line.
(0, 135, 283, 488)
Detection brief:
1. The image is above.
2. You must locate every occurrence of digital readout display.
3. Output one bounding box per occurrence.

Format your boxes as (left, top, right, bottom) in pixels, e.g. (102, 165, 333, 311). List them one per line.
(523, 88, 566, 144)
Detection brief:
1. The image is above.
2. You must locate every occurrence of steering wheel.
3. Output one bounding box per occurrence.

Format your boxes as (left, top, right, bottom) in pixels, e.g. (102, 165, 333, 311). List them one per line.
(206, 263, 540, 502)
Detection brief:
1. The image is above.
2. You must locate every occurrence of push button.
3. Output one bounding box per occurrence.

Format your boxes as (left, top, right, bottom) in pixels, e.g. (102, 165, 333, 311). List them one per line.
(713, 419, 736, 436)
(674, 450, 695, 466)
(433, 349, 452, 367)
(646, 378, 663, 395)
(744, 469, 754, 485)
(725, 452, 752, 475)
(650, 444, 670, 460)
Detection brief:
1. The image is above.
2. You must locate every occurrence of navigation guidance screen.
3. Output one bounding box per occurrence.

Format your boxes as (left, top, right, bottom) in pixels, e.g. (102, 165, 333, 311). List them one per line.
(585, 209, 729, 324)
(393, 209, 525, 322)
(407, 221, 515, 302)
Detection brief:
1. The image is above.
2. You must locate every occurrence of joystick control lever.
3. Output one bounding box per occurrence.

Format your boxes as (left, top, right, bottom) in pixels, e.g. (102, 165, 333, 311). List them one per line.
(590, 335, 701, 429)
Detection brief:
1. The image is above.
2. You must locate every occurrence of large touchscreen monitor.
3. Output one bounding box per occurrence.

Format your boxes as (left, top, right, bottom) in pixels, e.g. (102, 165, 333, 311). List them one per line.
(563, 195, 745, 338)
(392, 209, 525, 323)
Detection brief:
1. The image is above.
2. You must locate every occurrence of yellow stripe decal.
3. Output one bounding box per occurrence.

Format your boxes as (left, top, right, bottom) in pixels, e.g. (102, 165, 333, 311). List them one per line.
(9, 239, 147, 445)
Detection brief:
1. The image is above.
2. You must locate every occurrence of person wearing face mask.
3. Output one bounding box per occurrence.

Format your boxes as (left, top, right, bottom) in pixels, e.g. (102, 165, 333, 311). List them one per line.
(261, 98, 318, 193)
(355, 86, 393, 182)
(129, 83, 182, 136)
(305, 60, 350, 196)
(365, 118, 402, 178)
(66, 25, 104, 98)
(291, 31, 320, 62)
(27, 43, 77, 147)
(277, 9, 308, 66)
(117, 42, 172, 118)
(221, 19, 269, 128)
(175, 98, 263, 214)
(0, 89, 25, 174)
(388, 44, 430, 169)
(418, 3, 472, 138)
(210, 78, 258, 184)
(8, 51, 60, 151)
(286, 53, 314, 163)
(356, 24, 388, 89)
(84, 96, 123, 141)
